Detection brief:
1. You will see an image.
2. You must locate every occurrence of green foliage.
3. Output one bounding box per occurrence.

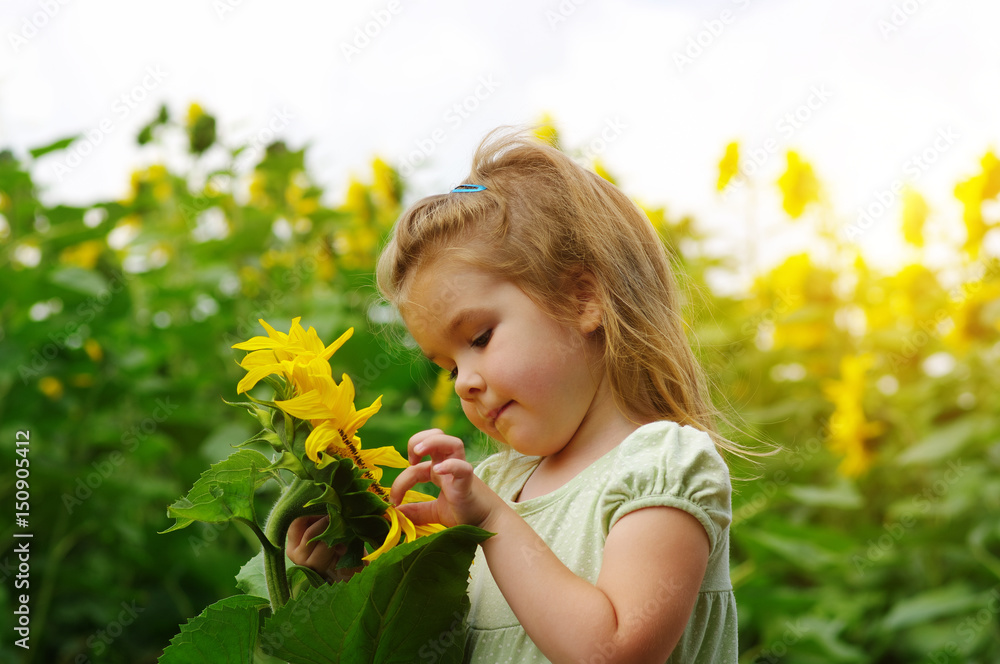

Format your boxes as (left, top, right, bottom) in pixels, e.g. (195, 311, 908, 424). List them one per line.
(162, 449, 277, 533)
(260, 526, 489, 664)
(159, 595, 270, 663)
(157, 527, 487, 664)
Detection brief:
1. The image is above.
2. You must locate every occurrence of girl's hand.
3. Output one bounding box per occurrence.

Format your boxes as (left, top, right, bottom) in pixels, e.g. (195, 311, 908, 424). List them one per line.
(390, 429, 501, 530)
(286, 515, 363, 583)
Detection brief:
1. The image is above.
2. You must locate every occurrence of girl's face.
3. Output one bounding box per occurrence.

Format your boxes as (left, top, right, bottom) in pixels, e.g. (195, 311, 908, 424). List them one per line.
(400, 260, 607, 458)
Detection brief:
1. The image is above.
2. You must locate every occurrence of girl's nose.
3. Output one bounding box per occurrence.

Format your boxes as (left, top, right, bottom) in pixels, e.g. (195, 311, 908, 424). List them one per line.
(454, 365, 485, 399)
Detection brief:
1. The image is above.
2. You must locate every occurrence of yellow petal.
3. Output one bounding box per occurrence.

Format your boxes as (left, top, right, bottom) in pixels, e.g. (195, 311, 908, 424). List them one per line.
(359, 445, 408, 470)
(321, 327, 354, 361)
(399, 509, 417, 543)
(237, 363, 284, 394)
(275, 390, 332, 420)
(304, 422, 341, 463)
(364, 506, 402, 562)
(342, 395, 383, 439)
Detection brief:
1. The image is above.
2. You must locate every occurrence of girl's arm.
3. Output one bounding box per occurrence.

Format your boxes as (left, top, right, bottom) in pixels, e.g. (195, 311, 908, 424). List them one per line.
(392, 430, 710, 664)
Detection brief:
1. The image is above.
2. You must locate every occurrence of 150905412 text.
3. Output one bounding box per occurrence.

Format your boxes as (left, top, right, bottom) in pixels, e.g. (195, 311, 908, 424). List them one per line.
(13, 430, 32, 650)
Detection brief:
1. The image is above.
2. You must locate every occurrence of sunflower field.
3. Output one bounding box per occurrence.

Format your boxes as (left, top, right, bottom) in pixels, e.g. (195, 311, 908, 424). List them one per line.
(1, 107, 998, 662)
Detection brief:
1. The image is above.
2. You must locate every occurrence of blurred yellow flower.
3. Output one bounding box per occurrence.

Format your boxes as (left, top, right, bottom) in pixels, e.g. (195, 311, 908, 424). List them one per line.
(822, 354, 883, 477)
(954, 150, 1000, 257)
(84, 338, 103, 362)
(980, 150, 1000, 199)
(717, 141, 740, 191)
(591, 159, 617, 185)
(430, 369, 455, 430)
(773, 319, 829, 351)
(862, 263, 940, 332)
(430, 370, 454, 412)
(285, 179, 319, 217)
(777, 151, 821, 219)
(70, 374, 94, 387)
(371, 157, 401, 209)
(343, 178, 372, 223)
(249, 172, 270, 208)
(126, 164, 171, 203)
(59, 240, 104, 269)
(533, 113, 560, 148)
(334, 226, 379, 271)
(751, 253, 817, 314)
(260, 249, 294, 270)
(944, 279, 1000, 354)
(187, 103, 205, 127)
(39, 376, 64, 400)
(901, 187, 928, 247)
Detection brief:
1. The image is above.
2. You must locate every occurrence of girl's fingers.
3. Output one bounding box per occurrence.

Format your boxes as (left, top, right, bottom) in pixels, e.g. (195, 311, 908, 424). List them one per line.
(396, 500, 440, 527)
(303, 515, 330, 542)
(407, 429, 443, 465)
(407, 430, 466, 466)
(288, 515, 323, 548)
(390, 456, 476, 505)
(390, 461, 434, 506)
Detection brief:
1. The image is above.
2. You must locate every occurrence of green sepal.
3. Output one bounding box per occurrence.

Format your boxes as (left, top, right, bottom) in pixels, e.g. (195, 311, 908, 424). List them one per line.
(221, 397, 278, 432)
(259, 526, 493, 664)
(336, 538, 366, 570)
(262, 373, 291, 400)
(268, 449, 310, 479)
(229, 429, 283, 453)
(308, 456, 391, 550)
(160, 449, 276, 533)
(158, 594, 270, 664)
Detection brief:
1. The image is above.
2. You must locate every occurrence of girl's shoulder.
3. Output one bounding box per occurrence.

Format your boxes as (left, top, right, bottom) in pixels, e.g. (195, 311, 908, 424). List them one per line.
(605, 420, 733, 552)
(617, 420, 727, 473)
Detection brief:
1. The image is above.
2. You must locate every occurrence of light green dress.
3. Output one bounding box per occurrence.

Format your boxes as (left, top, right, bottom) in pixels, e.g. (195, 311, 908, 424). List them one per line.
(464, 420, 738, 664)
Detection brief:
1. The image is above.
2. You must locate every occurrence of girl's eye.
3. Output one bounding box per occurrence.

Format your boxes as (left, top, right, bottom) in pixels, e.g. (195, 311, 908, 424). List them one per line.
(448, 367, 458, 382)
(471, 329, 492, 348)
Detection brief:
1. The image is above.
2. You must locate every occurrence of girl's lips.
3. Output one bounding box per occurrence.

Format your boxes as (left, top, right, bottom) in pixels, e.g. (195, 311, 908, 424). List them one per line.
(488, 401, 512, 423)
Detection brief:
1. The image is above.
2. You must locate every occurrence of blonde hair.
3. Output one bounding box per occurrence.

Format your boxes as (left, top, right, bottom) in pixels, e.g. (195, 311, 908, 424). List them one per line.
(377, 127, 748, 459)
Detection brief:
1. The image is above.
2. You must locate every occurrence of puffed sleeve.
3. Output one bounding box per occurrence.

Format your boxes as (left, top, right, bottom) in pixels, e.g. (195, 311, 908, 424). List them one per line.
(600, 421, 732, 558)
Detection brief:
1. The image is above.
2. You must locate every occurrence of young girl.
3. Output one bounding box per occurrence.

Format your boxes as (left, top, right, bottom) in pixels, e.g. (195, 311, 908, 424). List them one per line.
(288, 128, 739, 663)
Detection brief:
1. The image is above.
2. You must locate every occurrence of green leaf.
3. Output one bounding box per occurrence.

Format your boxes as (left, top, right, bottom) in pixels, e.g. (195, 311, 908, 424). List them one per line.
(159, 595, 270, 663)
(260, 525, 492, 664)
(28, 135, 77, 158)
(786, 480, 863, 509)
(161, 449, 275, 533)
(881, 583, 984, 632)
(895, 417, 983, 466)
(189, 111, 217, 155)
(49, 266, 110, 297)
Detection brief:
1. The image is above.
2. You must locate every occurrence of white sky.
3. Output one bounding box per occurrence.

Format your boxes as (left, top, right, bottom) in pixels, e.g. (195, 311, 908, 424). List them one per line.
(2, 0, 999, 284)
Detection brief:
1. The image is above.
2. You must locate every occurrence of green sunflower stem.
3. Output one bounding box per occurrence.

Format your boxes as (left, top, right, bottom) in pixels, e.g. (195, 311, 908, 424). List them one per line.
(262, 475, 325, 610)
(284, 411, 295, 453)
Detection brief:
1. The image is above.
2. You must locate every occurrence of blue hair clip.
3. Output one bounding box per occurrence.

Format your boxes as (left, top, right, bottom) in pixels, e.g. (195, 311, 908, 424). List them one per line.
(451, 184, 487, 193)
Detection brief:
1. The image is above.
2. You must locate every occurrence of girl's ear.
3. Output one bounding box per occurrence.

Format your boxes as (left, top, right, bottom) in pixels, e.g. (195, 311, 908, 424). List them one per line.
(574, 271, 603, 335)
